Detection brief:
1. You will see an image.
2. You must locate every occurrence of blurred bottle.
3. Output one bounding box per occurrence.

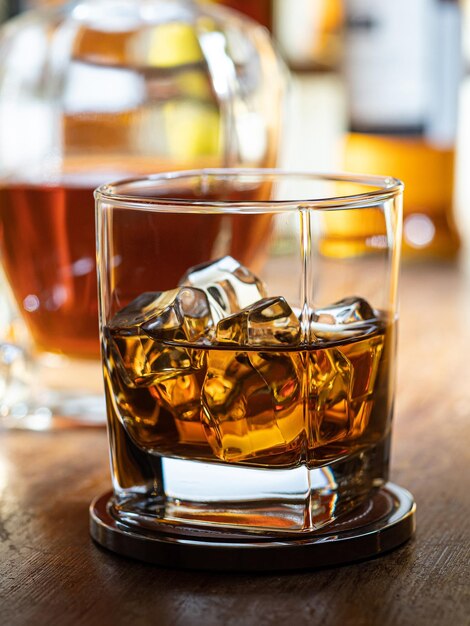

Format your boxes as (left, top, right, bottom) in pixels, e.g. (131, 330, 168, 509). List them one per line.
(273, 0, 343, 72)
(343, 0, 462, 260)
(1, 1, 20, 22)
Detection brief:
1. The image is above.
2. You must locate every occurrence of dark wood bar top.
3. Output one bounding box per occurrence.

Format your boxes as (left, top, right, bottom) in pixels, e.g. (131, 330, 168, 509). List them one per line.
(0, 263, 469, 626)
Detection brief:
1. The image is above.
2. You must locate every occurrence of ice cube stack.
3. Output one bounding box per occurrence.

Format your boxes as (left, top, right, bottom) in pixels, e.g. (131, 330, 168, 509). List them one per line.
(106, 256, 384, 464)
(109, 255, 378, 349)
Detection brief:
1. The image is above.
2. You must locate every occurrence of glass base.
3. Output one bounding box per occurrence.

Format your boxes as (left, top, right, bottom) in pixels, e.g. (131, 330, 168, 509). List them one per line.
(0, 345, 105, 429)
(111, 437, 390, 535)
(90, 482, 416, 571)
(0, 393, 106, 430)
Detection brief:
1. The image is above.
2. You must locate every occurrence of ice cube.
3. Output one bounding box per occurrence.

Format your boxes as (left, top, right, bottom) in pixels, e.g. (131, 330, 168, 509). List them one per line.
(340, 333, 384, 441)
(312, 297, 377, 340)
(202, 349, 304, 463)
(179, 256, 267, 322)
(107, 329, 200, 388)
(152, 370, 207, 444)
(315, 297, 375, 325)
(308, 327, 385, 454)
(107, 291, 170, 331)
(109, 288, 213, 343)
(107, 287, 211, 387)
(216, 297, 301, 346)
(308, 348, 352, 448)
(340, 334, 384, 400)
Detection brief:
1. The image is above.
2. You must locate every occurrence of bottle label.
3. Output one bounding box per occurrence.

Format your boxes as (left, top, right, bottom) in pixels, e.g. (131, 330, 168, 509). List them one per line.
(345, 0, 461, 147)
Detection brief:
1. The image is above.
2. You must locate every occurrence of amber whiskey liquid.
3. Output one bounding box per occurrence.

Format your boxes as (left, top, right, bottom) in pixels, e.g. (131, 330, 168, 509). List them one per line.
(104, 316, 394, 471)
(0, 179, 274, 359)
(0, 183, 100, 358)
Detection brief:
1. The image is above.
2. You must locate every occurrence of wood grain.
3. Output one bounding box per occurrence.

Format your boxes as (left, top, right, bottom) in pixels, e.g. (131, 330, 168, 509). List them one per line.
(0, 263, 469, 626)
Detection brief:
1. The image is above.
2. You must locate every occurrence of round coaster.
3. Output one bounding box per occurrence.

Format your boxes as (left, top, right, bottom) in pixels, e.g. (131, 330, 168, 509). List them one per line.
(89, 483, 415, 571)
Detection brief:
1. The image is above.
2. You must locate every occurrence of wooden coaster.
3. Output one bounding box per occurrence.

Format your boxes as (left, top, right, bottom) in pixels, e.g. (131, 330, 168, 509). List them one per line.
(89, 483, 415, 572)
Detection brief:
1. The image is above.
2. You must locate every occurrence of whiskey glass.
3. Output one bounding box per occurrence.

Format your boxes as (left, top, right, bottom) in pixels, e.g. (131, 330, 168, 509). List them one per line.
(95, 169, 403, 538)
(0, 0, 285, 427)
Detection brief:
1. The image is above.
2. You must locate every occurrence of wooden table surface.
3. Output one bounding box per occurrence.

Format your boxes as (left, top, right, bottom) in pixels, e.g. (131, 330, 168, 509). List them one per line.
(0, 263, 469, 626)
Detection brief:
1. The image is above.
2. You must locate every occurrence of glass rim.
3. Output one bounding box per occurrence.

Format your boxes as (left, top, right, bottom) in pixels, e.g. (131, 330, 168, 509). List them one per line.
(94, 168, 404, 212)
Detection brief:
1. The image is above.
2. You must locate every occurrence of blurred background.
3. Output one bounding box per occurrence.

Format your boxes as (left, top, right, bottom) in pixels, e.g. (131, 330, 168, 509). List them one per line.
(0, 0, 469, 429)
(1, 0, 470, 263)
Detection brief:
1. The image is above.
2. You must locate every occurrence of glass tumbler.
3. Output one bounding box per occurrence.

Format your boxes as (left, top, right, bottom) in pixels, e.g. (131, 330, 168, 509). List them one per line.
(95, 169, 403, 537)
